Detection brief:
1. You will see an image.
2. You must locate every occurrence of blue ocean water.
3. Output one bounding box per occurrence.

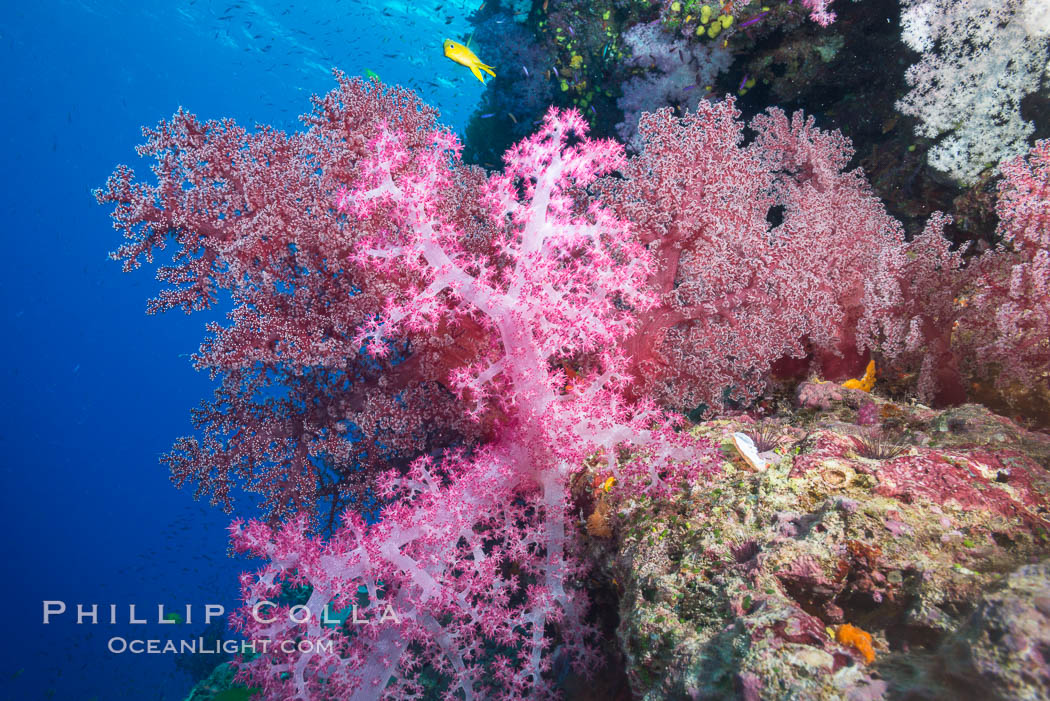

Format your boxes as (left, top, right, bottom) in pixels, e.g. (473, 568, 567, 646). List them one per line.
(0, 1, 484, 698)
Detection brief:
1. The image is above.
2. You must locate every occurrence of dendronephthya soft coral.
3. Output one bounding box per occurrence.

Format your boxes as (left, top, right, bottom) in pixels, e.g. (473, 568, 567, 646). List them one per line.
(228, 106, 722, 699)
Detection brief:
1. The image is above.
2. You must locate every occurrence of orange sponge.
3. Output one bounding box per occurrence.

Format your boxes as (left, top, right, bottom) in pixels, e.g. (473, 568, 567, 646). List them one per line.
(836, 623, 876, 664)
(842, 359, 877, 392)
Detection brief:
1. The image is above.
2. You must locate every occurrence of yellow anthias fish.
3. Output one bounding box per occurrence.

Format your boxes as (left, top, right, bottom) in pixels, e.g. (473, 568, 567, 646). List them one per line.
(443, 39, 495, 83)
(843, 359, 877, 392)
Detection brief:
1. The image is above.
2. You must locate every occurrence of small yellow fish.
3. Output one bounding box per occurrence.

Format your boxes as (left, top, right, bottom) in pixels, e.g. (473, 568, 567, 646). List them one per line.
(843, 359, 876, 392)
(443, 39, 495, 83)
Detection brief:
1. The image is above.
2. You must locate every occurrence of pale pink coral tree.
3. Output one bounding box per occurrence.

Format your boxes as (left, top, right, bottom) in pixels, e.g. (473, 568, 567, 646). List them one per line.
(962, 140, 1050, 392)
(888, 140, 1050, 404)
(601, 98, 908, 412)
(979, 139, 1050, 383)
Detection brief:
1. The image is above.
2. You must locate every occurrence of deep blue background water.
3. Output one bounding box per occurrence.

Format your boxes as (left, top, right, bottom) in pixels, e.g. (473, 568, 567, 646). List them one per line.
(1, 1, 484, 698)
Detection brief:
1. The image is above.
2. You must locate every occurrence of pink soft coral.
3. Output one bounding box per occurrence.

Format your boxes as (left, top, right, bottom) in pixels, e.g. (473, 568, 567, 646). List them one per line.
(891, 140, 1050, 405)
(227, 106, 721, 699)
(974, 139, 1050, 387)
(801, 0, 837, 26)
(601, 98, 907, 412)
(96, 76, 490, 527)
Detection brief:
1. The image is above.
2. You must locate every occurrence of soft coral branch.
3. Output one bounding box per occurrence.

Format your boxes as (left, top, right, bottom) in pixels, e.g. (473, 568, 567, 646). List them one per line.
(228, 107, 719, 699)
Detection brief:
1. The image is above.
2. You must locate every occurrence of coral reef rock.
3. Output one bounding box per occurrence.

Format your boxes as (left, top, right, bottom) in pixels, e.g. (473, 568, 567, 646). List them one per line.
(590, 384, 1050, 700)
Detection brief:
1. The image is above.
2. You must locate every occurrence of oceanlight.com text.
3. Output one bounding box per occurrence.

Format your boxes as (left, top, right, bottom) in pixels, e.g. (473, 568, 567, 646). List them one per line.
(106, 637, 335, 655)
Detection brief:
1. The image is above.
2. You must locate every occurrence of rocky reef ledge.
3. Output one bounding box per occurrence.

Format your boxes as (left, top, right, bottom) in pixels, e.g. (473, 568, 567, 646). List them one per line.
(581, 383, 1050, 701)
